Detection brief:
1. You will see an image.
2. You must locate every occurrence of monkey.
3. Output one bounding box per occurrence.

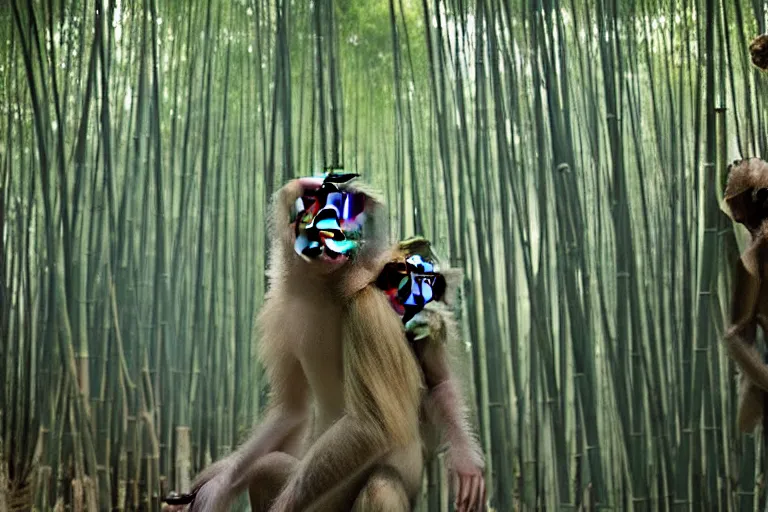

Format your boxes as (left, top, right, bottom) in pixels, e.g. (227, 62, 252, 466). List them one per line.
(722, 157, 768, 432)
(376, 236, 486, 510)
(164, 179, 486, 512)
(167, 173, 426, 512)
(750, 34, 768, 71)
(269, 236, 487, 510)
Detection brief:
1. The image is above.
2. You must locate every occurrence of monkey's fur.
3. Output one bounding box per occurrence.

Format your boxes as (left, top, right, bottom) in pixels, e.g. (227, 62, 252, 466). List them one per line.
(182, 177, 426, 511)
(750, 34, 768, 71)
(173, 178, 485, 512)
(240, 239, 485, 511)
(409, 303, 486, 509)
(723, 157, 768, 432)
(388, 240, 486, 510)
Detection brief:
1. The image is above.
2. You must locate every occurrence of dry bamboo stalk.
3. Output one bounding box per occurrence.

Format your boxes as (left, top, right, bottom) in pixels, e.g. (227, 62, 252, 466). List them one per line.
(175, 426, 192, 495)
(0, 456, 7, 512)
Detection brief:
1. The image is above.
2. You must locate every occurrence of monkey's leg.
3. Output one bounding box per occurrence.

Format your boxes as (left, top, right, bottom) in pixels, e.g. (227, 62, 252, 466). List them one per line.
(351, 466, 411, 512)
(724, 327, 768, 389)
(244, 452, 299, 512)
(726, 253, 766, 432)
(725, 327, 768, 433)
(738, 378, 765, 432)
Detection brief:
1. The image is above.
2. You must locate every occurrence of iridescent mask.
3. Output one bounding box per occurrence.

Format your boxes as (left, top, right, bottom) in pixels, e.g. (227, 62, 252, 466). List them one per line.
(377, 247, 446, 324)
(291, 172, 367, 261)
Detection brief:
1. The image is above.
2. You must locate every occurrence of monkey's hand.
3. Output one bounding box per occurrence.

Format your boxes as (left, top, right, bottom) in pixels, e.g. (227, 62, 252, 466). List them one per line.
(405, 309, 446, 342)
(166, 402, 307, 511)
(163, 458, 238, 512)
(162, 456, 232, 512)
(187, 471, 233, 512)
(446, 445, 486, 512)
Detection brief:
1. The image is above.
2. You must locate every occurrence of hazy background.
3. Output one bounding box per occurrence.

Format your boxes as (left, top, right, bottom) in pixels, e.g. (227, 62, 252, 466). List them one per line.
(2, 0, 767, 510)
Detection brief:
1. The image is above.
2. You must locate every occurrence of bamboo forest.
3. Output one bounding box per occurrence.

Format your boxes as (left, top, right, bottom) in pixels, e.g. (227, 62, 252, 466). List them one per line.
(5, 0, 768, 510)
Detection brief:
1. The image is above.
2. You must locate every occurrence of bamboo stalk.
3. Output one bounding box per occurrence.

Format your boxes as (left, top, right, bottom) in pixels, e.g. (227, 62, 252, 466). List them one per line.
(1, 2, 764, 509)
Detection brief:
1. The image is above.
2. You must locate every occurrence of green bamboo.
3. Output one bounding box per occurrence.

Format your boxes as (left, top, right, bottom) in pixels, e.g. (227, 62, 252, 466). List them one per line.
(2, 1, 767, 510)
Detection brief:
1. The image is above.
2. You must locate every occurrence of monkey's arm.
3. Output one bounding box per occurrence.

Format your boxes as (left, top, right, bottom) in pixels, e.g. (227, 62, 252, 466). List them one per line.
(408, 309, 483, 465)
(269, 414, 393, 512)
(201, 405, 306, 485)
(420, 345, 484, 467)
(407, 308, 485, 512)
(270, 286, 423, 511)
(187, 348, 309, 510)
(724, 324, 768, 390)
(724, 240, 768, 391)
(722, 237, 768, 433)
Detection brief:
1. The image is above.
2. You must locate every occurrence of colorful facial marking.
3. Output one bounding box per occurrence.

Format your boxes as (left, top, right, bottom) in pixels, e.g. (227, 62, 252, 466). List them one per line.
(377, 248, 447, 324)
(291, 172, 367, 261)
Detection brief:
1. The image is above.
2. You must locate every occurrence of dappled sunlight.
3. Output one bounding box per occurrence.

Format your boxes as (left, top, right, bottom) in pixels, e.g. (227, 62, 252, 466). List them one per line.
(1, 0, 768, 510)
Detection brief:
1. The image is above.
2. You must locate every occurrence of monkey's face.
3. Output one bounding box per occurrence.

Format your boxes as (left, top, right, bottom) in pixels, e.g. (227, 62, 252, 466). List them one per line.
(376, 244, 446, 324)
(750, 34, 768, 71)
(290, 174, 369, 272)
(726, 158, 768, 232)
